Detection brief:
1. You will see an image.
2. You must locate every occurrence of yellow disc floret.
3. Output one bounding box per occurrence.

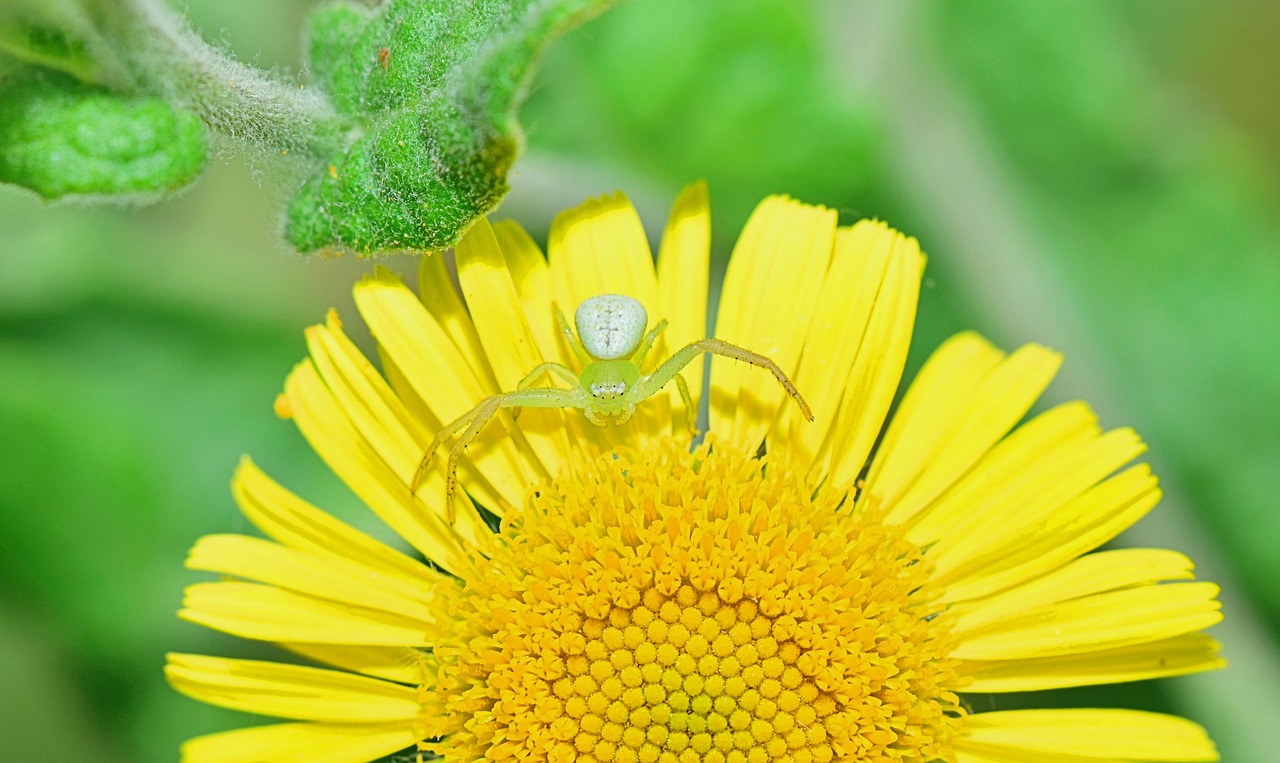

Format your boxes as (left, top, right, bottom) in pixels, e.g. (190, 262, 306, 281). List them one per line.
(429, 438, 962, 762)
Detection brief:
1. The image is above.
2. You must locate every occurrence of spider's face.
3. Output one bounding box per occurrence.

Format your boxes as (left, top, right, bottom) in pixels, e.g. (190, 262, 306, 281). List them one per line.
(580, 359, 642, 412)
(589, 380, 628, 400)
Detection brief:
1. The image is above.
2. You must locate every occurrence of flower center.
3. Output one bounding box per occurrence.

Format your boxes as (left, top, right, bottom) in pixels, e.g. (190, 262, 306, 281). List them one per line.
(430, 439, 960, 763)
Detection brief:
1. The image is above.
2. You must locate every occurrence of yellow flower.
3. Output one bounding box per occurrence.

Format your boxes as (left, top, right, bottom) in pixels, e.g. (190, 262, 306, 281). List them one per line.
(167, 185, 1225, 763)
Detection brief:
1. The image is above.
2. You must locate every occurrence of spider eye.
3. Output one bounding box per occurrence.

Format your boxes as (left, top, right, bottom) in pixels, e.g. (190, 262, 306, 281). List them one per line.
(575, 294, 648, 360)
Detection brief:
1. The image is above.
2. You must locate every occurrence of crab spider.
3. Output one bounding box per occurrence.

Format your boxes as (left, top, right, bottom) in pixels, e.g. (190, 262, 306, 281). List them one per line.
(411, 294, 814, 521)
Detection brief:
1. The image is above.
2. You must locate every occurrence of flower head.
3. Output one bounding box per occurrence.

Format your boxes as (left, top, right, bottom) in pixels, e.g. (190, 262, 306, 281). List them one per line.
(168, 185, 1224, 763)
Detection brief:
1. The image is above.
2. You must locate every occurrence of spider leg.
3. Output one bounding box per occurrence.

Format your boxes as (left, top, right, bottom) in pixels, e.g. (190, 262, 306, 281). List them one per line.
(517, 362, 580, 390)
(633, 338, 813, 422)
(513, 362, 580, 422)
(630, 318, 669, 368)
(554, 304, 593, 366)
(416, 387, 592, 523)
(444, 396, 505, 524)
(674, 371, 698, 435)
(411, 400, 491, 492)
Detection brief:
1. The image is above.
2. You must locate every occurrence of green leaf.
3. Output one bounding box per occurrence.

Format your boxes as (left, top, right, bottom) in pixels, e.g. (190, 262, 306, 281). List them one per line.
(0, 67, 208, 201)
(287, 0, 618, 255)
(0, 0, 131, 86)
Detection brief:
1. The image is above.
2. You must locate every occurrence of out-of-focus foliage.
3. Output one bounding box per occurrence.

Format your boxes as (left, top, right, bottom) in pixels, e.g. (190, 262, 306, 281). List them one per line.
(0, 0, 132, 86)
(1, 1, 1277, 762)
(523, 0, 882, 231)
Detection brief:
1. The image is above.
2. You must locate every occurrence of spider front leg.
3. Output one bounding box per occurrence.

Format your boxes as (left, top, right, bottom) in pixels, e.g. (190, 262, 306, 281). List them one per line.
(411, 403, 488, 493)
(517, 362, 580, 390)
(553, 304, 592, 366)
(632, 338, 814, 422)
(631, 320, 698, 434)
(512, 362, 580, 422)
(410, 386, 590, 523)
(630, 318, 669, 367)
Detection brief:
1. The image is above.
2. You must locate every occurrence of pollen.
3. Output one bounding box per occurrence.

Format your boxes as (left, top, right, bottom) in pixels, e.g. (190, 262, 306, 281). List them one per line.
(429, 438, 962, 762)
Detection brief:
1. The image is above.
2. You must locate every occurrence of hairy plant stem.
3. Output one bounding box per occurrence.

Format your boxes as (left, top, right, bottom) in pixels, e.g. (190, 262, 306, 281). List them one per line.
(90, 0, 343, 158)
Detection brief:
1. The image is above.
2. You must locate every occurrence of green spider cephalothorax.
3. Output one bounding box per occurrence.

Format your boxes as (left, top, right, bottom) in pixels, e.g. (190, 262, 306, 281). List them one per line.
(411, 294, 813, 520)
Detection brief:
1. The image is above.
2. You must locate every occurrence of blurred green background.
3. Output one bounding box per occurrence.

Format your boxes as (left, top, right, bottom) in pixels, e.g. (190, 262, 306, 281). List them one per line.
(2, 0, 1278, 760)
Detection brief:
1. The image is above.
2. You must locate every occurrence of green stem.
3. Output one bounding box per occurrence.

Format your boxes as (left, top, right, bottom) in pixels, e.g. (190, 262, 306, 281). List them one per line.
(91, 0, 343, 157)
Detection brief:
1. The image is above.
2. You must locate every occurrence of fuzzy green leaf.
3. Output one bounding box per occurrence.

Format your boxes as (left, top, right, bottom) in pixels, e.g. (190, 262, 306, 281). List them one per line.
(287, 0, 617, 255)
(0, 67, 207, 201)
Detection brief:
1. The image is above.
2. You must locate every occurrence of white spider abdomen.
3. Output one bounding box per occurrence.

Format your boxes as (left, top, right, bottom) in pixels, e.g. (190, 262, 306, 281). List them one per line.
(575, 294, 648, 360)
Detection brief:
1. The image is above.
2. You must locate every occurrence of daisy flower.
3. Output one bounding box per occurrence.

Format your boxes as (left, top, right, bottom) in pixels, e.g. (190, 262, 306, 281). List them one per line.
(167, 184, 1224, 763)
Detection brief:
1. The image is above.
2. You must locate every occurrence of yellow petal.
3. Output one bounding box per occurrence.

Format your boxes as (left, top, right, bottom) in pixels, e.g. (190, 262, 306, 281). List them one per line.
(712, 196, 790, 356)
(777, 221, 892, 468)
(181, 722, 419, 763)
(233, 458, 439, 586)
(958, 633, 1224, 692)
(900, 401, 1098, 542)
(654, 181, 711, 437)
(956, 746, 1102, 763)
(950, 548, 1195, 631)
(548, 191, 661, 316)
(180, 582, 436, 646)
(283, 360, 473, 574)
(951, 581, 1222, 661)
(378, 346, 435, 435)
(825, 240, 923, 488)
(959, 709, 1219, 761)
(547, 192, 666, 444)
(306, 314, 493, 547)
(861, 332, 1004, 518)
(306, 309, 423, 460)
(358, 269, 492, 422)
(281, 643, 432, 685)
(812, 222, 923, 486)
(492, 219, 560, 362)
(186, 534, 444, 625)
(166, 653, 423, 722)
(919, 426, 1147, 569)
(868, 336, 1062, 523)
(933, 465, 1162, 602)
(457, 217, 578, 474)
(711, 196, 836, 451)
(417, 252, 500, 394)
(353, 269, 540, 512)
